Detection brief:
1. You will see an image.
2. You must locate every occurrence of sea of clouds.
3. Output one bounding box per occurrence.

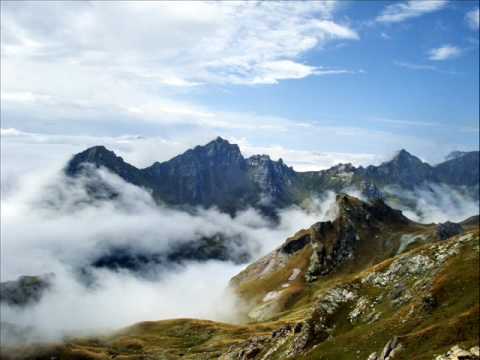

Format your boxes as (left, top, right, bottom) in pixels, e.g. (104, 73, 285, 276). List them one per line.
(1, 137, 338, 343)
(1, 135, 478, 344)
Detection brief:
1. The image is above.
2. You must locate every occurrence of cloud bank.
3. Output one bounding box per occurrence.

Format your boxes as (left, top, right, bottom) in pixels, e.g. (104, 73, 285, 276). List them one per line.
(384, 183, 479, 224)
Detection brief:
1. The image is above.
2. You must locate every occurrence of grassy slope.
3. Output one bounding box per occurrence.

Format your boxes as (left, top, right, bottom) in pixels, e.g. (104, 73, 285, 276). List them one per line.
(294, 229, 479, 360)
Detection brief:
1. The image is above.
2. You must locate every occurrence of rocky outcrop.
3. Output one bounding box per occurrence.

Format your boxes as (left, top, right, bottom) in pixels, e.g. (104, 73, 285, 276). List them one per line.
(230, 194, 419, 327)
(246, 154, 297, 208)
(437, 221, 464, 240)
(367, 336, 403, 360)
(287, 287, 357, 357)
(0, 274, 53, 306)
(435, 345, 480, 360)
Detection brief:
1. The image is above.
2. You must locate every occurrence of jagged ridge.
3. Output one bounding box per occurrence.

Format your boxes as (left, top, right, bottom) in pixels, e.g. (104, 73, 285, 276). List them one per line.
(65, 138, 480, 214)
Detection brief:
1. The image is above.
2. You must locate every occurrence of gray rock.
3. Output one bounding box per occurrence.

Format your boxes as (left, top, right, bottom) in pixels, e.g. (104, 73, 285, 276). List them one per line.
(435, 345, 480, 360)
(0, 273, 53, 306)
(436, 221, 464, 241)
(373, 336, 401, 360)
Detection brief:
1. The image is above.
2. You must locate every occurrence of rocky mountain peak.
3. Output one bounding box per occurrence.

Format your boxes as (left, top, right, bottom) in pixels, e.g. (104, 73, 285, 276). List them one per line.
(247, 154, 292, 171)
(65, 145, 125, 176)
(78, 145, 118, 162)
(362, 148, 433, 188)
(335, 193, 408, 226)
(390, 149, 423, 165)
(199, 136, 242, 158)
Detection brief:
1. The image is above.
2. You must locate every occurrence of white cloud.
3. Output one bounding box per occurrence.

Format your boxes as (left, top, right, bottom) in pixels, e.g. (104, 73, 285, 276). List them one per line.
(466, 8, 479, 30)
(313, 20, 359, 40)
(428, 45, 461, 61)
(0, 1, 362, 138)
(1, 1, 358, 88)
(376, 0, 447, 23)
(250, 60, 318, 85)
(385, 183, 479, 224)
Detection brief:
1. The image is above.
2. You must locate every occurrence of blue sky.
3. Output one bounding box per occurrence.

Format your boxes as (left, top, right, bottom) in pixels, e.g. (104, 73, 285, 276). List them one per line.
(1, 1, 479, 171)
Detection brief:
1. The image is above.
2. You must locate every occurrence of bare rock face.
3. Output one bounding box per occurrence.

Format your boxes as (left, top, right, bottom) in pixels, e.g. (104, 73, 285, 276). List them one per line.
(435, 345, 480, 360)
(246, 154, 297, 208)
(436, 221, 464, 241)
(287, 286, 357, 357)
(367, 336, 403, 360)
(303, 194, 409, 282)
(230, 194, 414, 323)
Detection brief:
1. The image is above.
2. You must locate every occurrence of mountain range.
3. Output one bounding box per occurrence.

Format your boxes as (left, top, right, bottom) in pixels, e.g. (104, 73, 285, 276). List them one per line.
(65, 137, 480, 216)
(2, 138, 479, 359)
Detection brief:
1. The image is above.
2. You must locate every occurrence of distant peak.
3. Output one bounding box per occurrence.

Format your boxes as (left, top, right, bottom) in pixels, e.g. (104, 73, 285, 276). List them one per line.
(84, 145, 110, 155)
(389, 149, 423, 164)
(73, 145, 118, 159)
(65, 145, 123, 176)
(395, 149, 413, 158)
(189, 137, 243, 159)
(203, 136, 234, 148)
(210, 136, 230, 144)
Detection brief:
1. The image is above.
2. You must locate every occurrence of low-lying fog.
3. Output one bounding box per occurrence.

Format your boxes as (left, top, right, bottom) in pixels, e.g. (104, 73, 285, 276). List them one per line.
(1, 138, 478, 344)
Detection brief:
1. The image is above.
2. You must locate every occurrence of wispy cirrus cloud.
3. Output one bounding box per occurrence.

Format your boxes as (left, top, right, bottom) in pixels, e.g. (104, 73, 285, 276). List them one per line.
(394, 61, 437, 71)
(428, 45, 461, 61)
(369, 117, 438, 127)
(376, 0, 447, 23)
(393, 60, 458, 75)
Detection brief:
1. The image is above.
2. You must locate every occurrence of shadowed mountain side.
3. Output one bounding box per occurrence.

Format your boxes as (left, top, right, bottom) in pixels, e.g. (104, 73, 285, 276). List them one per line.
(65, 138, 480, 215)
